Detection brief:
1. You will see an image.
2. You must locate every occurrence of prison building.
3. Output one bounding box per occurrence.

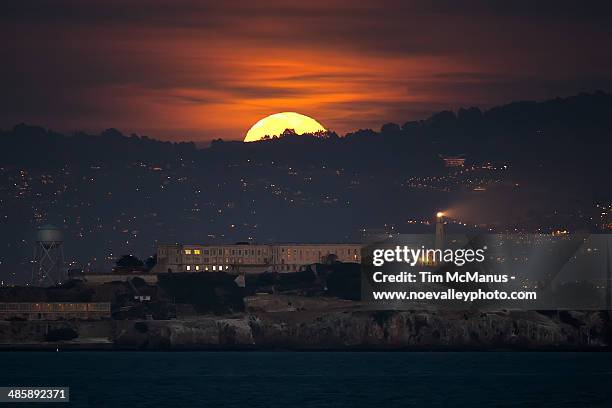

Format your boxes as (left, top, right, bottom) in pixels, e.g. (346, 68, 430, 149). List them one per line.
(154, 243, 362, 274)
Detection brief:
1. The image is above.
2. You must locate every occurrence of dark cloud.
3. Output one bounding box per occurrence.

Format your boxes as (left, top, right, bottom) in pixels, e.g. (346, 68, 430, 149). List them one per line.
(1, 0, 611, 141)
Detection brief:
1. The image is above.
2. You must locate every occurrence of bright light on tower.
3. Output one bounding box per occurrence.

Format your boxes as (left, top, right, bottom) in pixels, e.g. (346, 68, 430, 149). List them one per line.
(435, 211, 445, 250)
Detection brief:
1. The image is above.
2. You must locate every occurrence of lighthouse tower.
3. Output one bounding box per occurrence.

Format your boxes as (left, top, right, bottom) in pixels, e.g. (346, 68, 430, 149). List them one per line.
(435, 212, 445, 250)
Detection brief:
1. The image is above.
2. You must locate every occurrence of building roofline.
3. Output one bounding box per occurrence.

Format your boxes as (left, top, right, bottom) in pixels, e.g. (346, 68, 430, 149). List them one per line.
(156, 242, 362, 247)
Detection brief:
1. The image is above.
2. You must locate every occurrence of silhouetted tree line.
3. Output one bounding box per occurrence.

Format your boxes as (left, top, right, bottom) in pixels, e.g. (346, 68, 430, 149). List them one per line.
(2, 92, 610, 173)
(157, 273, 244, 314)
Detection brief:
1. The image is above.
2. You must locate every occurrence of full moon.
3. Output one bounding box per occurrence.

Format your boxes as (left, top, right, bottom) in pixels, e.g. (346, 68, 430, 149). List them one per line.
(244, 112, 326, 142)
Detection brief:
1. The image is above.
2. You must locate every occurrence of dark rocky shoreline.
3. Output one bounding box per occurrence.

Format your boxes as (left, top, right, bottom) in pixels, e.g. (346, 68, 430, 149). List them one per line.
(2, 309, 611, 351)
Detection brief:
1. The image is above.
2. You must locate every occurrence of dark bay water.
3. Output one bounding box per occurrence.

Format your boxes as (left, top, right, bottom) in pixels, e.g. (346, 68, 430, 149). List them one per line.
(0, 352, 611, 407)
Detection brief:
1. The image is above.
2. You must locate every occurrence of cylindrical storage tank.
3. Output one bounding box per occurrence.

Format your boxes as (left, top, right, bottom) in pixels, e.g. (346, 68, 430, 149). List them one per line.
(37, 224, 63, 245)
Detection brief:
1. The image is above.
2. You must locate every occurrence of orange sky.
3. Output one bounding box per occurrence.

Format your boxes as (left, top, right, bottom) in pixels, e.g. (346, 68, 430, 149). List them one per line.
(2, 0, 612, 142)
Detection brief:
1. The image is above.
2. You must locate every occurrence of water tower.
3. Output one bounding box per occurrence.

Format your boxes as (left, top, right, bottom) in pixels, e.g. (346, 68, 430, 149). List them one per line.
(32, 224, 65, 286)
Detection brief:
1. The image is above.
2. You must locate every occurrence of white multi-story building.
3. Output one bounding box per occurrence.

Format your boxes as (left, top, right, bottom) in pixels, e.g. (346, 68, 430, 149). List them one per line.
(154, 242, 362, 274)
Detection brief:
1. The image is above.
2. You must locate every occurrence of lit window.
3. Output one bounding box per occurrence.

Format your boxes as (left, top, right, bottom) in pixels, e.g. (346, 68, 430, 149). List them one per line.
(194, 249, 201, 255)
(195, 265, 200, 271)
(219, 265, 223, 270)
(186, 265, 191, 271)
(184, 249, 192, 255)
(212, 266, 217, 271)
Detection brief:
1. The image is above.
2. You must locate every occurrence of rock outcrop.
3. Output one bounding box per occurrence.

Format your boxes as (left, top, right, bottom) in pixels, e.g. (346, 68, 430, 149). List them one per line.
(111, 310, 612, 350)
